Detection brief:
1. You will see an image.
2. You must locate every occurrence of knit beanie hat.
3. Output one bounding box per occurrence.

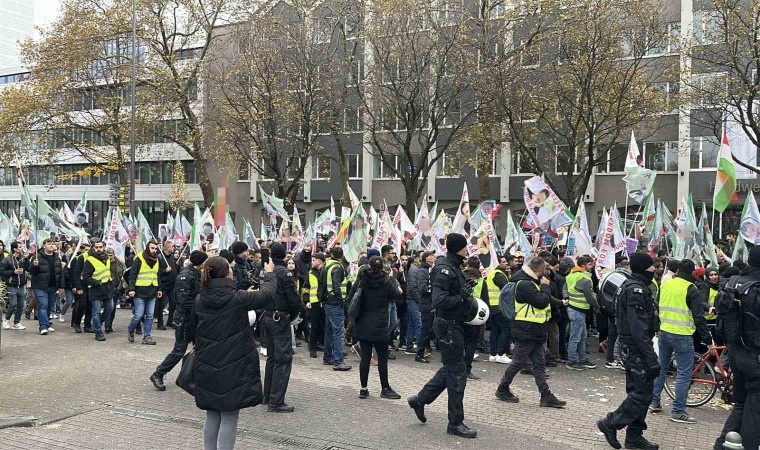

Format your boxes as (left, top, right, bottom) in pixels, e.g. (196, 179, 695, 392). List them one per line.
(629, 252, 654, 274)
(446, 233, 468, 254)
(270, 243, 287, 260)
(367, 249, 381, 258)
(190, 250, 208, 267)
(694, 267, 706, 279)
(219, 249, 235, 264)
(748, 246, 760, 268)
(230, 241, 248, 256)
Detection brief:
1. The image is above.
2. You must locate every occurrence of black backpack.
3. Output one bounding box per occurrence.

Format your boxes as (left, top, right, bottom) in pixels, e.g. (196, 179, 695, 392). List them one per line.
(716, 276, 760, 348)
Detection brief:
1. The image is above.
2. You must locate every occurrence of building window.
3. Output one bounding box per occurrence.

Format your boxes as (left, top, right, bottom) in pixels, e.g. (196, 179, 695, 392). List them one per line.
(373, 154, 403, 179)
(690, 136, 720, 169)
(694, 10, 723, 46)
(512, 147, 536, 174)
(694, 72, 728, 108)
(438, 151, 463, 177)
(647, 21, 681, 56)
(643, 141, 678, 172)
(311, 156, 331, 179)
(347, 153, 362, 178)
(556, 145, 584, 174)
(520, 40, 540, 67)
(237, 160, 250, 181)
(651, 81, 680, 114)
(442, 99, 462, 127)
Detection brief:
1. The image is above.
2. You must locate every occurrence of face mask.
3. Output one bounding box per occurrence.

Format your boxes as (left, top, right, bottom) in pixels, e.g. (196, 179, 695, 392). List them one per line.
(640, 271, 655, 284)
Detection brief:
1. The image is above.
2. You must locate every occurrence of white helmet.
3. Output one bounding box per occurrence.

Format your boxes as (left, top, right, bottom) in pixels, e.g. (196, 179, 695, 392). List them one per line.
(247, 310, 257, 327)
(466, 298, 490, 326)
(290, 313, 304, 326)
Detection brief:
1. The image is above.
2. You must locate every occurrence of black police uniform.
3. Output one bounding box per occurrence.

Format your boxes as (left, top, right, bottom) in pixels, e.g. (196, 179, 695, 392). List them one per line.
(154, 265, 200, 378)
(601, 272, 659, 444)
(713, 266, 760, 450)
(263, 260, 307, 409)
(233, 256, 255, 291)
(410, 253, 477, 436)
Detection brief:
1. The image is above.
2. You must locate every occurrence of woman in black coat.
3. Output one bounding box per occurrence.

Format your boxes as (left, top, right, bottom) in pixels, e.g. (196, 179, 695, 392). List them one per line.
(187, 256, 276, 450)
(348, 256, 403, 400)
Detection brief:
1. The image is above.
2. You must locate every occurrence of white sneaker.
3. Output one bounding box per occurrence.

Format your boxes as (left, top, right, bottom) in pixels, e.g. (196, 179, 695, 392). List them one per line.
(11, 323, 26, 330)
(2, 319, 10, 330)
(52, 314, 58, 319)
(473, 353, 479, 360)
(47, 327, 55, 333)
(260, 348, 268, 356)
(59, 315, 66, 323)
(489, 355, 498, 362)
(40, 329, 48, 335)
(116, 304, 122, 309)
(497, 355, 512, 364)
(164, 309, 169, 315)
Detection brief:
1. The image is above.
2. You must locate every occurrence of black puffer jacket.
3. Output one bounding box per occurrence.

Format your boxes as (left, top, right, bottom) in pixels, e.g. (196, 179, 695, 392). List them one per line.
(416, 261, 433, 312)
(0, 253, 29, 287)
(510, 268, 552, 343)
(159, 252, 178, 291)
(349, 268, 402, 342)
(188, 274, 276, 412)
(28, 252, 64, 290)
(175, 265, 201, 321)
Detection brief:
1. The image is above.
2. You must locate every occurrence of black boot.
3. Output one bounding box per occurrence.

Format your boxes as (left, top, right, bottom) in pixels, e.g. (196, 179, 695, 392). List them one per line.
(150, 372, 167, 391)
(267, 404, 295, 413)
(539, 392, 567, 408)
(624, 435, 659, 450)
(407, 395, 426, 423)
(495, 387, 519, 403)
(446, 423, 477, 439)
(596, 418, 621, 449)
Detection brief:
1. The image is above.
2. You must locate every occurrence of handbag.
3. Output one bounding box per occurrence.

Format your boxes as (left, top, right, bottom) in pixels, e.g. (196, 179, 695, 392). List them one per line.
(347, 279, 363, 320)
(175, 350, 197, 396)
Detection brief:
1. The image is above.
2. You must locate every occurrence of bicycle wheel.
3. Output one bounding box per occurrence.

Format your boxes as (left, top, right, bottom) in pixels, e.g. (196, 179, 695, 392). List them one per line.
(663, 352, 718, 407)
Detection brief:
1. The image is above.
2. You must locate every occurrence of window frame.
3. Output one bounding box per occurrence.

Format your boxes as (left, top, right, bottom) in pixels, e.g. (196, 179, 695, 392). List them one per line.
(642, 141, 679, 172)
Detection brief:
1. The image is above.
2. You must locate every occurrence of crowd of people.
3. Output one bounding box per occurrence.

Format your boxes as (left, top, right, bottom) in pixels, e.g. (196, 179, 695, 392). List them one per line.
(1, 231, 759, 450)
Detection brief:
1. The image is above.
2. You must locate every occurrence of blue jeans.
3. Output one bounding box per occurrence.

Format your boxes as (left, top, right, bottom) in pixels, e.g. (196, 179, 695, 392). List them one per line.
(33, 288, 57, 331)
(5, 286, 26, 323)
(405, 300, 421, 350)
(128, 297, 155, 338)
(388, 303, 398, 341)
(489, 312, 510, 356)
(567, 307, 589, 365)
(323, 304, 345, 365)
(91, 298, 114, 334)
(651, 331, 694, 414)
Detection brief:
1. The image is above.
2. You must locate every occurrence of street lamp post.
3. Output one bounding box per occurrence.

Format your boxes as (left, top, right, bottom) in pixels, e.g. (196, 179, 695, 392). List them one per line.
(129, 0, 137, 213)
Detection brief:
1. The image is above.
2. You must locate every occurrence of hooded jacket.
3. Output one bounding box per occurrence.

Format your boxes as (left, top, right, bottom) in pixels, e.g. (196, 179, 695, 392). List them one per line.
(510, 268, 552, 343)
(349, 268, 402, 342)
(188, 273, 276, 412)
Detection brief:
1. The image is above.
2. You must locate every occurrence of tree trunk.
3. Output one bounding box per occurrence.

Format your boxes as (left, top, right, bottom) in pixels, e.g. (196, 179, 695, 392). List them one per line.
(477, 150, 492, 203)
(404, 181, 419, 217)
(193, 158, 214, 208)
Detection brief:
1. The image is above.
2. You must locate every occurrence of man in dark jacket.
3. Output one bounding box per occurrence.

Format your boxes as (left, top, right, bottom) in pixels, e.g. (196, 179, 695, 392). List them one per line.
(263, 243, 308, 413)
(486, 257, 510, 364)
(1, 241, 30, 330)
(415, 252, 435, 363)
(306, 253, 326, 358)
(597, 252, 660, 450)
(158, 241, 178, 330)
(320, 247, 351, 370)
(127, 241, 163, 345)
(231, 241, 255, 290)
(150, 250, 207, 391)
(81, 239, 114, 341)
(28, 239, 65, 335)
(408, 233, 479, 439)
(70, 242, 91, 333)
(495, 256, 567, 408)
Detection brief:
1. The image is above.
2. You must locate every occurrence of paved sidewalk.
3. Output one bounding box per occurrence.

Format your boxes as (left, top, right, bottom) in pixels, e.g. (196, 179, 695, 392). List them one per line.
(0, 310, 729, 449)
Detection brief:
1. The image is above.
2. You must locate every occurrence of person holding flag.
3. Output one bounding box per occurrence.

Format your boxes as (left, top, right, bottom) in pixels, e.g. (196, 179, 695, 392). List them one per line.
(127, 240, 163, 345)
(81, 239, 114, 342)
(28, 239, 65, 335)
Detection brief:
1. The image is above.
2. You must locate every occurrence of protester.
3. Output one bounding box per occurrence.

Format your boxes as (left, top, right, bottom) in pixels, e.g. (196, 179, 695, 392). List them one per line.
(158, 241, 178, 330)
(1, 241, 30, 330)
(563, 255, 599, 370)
(306, 253, 326, 358)
(415, 251, 435, 364)
(28, 239, 64, 335)
(320, 247, 351, 371)
(127, 240, 163, 345)
(81, 239, 114, 341)
(187, 256, 276, 450)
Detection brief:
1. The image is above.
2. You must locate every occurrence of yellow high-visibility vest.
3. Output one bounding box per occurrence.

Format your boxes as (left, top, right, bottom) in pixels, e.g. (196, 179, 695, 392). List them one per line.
(705, 288, 718, 321)
(134, 253, 159, 287)
(308, 271, 320, 304)
(566, 271, 592, 310)
(85, 255, 112, 284)
(485, 269, 503, 306)
(514, 280, 551, 323)
(659, 278, 696, 336)
(325, 260, 348, 301)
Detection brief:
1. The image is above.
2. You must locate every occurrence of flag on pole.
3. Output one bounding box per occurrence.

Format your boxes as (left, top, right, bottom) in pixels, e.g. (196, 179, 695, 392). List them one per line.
(259, 187, 291, 222)
(451, 183, 470, 235)
(242, 218, 259, 250)
(714, 128, 737, 213)
(596, 212, 617, 279)
(623, 132, 656, 204)
(73, 189, 88, 217)
(739, 192, 760, 245)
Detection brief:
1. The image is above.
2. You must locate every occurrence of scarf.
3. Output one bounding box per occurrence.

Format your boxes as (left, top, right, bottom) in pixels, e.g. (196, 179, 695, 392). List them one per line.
(141, 250, 158, 267)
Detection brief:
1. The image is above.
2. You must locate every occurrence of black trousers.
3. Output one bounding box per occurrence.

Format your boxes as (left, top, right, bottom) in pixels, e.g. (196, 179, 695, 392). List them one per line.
(156, 288, 174, 327)
(606, 345, 654, 437)
(359, 340, 390, 389)
(71, 292, 87, 327)
(263, 315, 293, 406)
(155, 322, 189, 376)
(416, 318, 477, 427)
(713, 346, 760, 450)
(606, 316, 618, 362)
(416, 311, 435, 358)
(165, 288, 177, 327)
(397, 302, 408, 343)
(465, 325, 482, 374)
(498, 340, 550, 396)
(308, 303, 325, 352)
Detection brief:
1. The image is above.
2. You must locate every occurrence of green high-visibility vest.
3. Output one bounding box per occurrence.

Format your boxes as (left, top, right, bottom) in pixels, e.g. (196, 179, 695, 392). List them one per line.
(85, 255, 112, 284)
(134, 253, 159, 287)
(325, 260, 348, 301)
(705, 288, 718, 320)
(566, 271, 592, 310)
(659, 278, 696, 336)
(514, 280, 551, 323)
(308, 271, 320, 304)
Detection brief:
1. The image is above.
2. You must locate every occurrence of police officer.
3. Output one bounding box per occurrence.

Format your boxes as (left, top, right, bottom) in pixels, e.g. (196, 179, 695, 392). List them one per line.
(713, 246, 760, 450)
(597, 252, 660, 450)
(150, 250, 207, 391)
(407, 233, 479, 439)
(263, 243, 306, 413)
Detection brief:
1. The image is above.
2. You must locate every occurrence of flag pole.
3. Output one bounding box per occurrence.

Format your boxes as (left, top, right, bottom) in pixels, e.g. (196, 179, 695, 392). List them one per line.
(719, 212, 723, 240)
(711, 207, 716, 242)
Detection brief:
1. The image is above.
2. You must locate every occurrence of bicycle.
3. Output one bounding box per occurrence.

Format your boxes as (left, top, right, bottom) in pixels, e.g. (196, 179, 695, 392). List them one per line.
(663, 345, 733, 407)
